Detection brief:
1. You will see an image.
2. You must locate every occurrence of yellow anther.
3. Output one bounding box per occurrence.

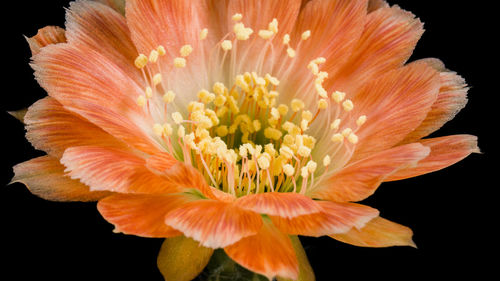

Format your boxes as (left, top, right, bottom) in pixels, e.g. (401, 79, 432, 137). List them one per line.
(318, 98, 328, 109)
(283, 34, 290, 45)
(279, 145, 294, 160)
(356, 115, 367, 127)
(153, 123, 163, 136)
(323, 155, 331, 167)
(270, 107, 280, 119)
(297, 145, 311, 158)
(196, 128, 210, 139)
(145, 87, 153, 99)
(332, 91, 346, 103)
(265, 74, 280, 86)
(347, 132, 359, 144)
(264, 127, 283, 140)
(258, 29, 274, 39)
(134, 54, 148, 69)
(315, 83, 328, 98)
(157, 45, 166, 56)
(216, 106, 228, 117)
(303, 135, 316, 149)
(301, 119, 309, 131)
(213, 94, 227, 107)
(199, 28, 208, 40)
(268, 18, 278, 34)
(172, 112, 183, 124)
(252, 120, 261, 132)
(234, 23, 254, 40)
(163, 90, 176, 104)
(221, 40, 233, 51)
(281, 121, 294, 132)
(153, 73, 162, 86)
(177, 125, 186, 138)
(257, 153, 271, 170)
(291, 99, 305, 112)
(188, 101, 205, 113)
(197, 90, 215, 104)
(239, 145, 248, 158)
(136, 95, 146, 107)
(227, 96, 240, 114)
(330, 119, 341, 130)
(341, 128, 352, 137)
(312, 57, 326, 64)
(149, 50, 159, 63)
(283, 134, 294, 146)
(331, 133, 344, 143)
(301, 30, 311, 40)
(235, 75, 250, 92)
(173, 57, 186, 68)
(255, 76, 266, 86)
(277, 104, 288, 116)
(163, 123, 173, 136)
(342, 99, 354, 112)
(213, 82, 227, 95)
(264, 143, 276, 157)
(315, 71, 328, 84)
(180, 44, 193, 57)
(232, 13, 243, 21)
(283, 164, 295, 177)
(306, 160, 317, 173)
(302, 110, 313, 122)
(286, 47, 296, 58)
(308, 62, 319, 75)
(301, 166, 309, 178)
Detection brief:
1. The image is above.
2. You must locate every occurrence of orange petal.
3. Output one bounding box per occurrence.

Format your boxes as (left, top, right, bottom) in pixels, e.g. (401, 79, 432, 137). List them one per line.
(33, 43, 160, 155)
(25, 97, 127, 158)
(349, 61, 440, 161)
(276, 236, 315, 281)
(271, 201, 379, 236)
(308, 143, 430, 202)
(164, 200, 262, 248)
(146, 152, 178, 173)
(224, 219, 299, 280)
(11, 156, 110, 202)
(60, 146, 184, 194)
(26, 26, 66, 56)
(97, 193, 195, 237)
(235, 192, 321, 219)
(386, 135, 480, 181)
(330, 217, 416, 247)
(331, 5, 424, 94)
(159, 162, 215, 199)
(94, 0, 126, 14)
(367, 0, 389, 13)
(401, 62, 469, 143)
(65, 1, 143, 86)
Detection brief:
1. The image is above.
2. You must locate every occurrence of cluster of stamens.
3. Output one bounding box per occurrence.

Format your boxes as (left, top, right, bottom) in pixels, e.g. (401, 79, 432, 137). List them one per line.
(132, 13, 367, 197)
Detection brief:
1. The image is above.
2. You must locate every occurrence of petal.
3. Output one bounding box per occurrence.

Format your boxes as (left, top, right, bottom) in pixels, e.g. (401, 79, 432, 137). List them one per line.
(386, 135, 480, 181)
(348, 61, 440, 161)
(331, 5, 424, 94)
(60, 146, 184, 194)
(11, 156, 110, 202)
(224, 219, 299, 280)
(65, 1, 143, 86)
(308, 143, 430, 202)
(401, 61, 469, 143)
(94, 0, 126, 14)
(271, 201, 379, 236)
(164, 200, 262, 248)
(7, 108, 27, 123)
(159, 162, 216, 199)
(330, 217, 416, 247)
(32, 43, 160, 155)
(367, 0, 389, 13)
(235, 192, 321, 219)
(157, 236, 214, 281)
(145, 151, 178, 173)
(276, 236, 315, 281)
(26, 26, 66, 56)
(25, 97, 127, 158)
(97, 193, 195, 237)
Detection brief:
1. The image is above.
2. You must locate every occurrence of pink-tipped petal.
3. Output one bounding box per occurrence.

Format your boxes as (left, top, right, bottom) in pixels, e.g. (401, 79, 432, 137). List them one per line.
(25, 97, 127, 158)
(60, 146, 184, 194)
(224, 219, 299, 280)
(387, 135, 480, 181)
(12, 156, 110, 202)
(271, 201, 379, 237)
(235, 192, 321, 219)
(97, 193, 195, 237)
(331, 217, 416, 248)
(164, 200, 262, 249)
(26, 26, 66, 56)
(308, 143, 431, 202)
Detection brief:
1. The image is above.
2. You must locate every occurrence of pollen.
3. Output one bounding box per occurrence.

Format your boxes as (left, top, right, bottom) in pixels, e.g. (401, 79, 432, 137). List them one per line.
(199, 28, 208, 40)
(301, 30, 311, 40)
(268, 18, 278, 34)
(283, 34, 290, 45)
(180, 44, 193, 57)
(173, 57, 186, 68)
(332, 91, 346, 103)
(221, 40, 233, 51)
(258, 29, 274, 39)
(232, 13, 243, 21)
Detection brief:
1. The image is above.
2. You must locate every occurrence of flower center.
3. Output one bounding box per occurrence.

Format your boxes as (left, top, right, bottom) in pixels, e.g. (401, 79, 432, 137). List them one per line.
(132, 14, 367, 197)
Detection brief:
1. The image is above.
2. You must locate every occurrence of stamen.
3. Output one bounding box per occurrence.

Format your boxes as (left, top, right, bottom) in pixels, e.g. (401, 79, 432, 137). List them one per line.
(173, 57, 186, 68)
(221, 40, 233, 51)
(134, 54, 148, 69)
(199, 28, 208, 40)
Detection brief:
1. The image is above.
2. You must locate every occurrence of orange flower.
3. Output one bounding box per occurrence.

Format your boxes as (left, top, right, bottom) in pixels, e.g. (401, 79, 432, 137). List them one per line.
(12, 0, 479, 280)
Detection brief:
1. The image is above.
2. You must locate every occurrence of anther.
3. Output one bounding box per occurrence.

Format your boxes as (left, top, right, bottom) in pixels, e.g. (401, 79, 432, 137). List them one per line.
(356, 115, 367, 127)
(149, 50, 159, 63)
(286, 47, 296, 58)
(172, 112, 183, 124)
(318, 99, 328, 109)
(145, 87, 153, 99)
(180, 45, 193, 57)
(173, 57, 186, 68)
(232, 13, 243, 21)
(199, 28, 208, 40)
(347, 132, 359, 144)
(268, 18, 278, 34)
(136, 95, 146, 107)
(153, 73, 162, 86)
(301, 30, 311, 40)
(163, 91, 176, 103)
(221, 40, 233, 51)
(157, 45, 166, 56)
(331, 133, 344, 143)
(134, 54, 148, 69)
(258, 29, 274, 39)
(330, 119, 341, 130)
(342, 99, 354, 112)
(323, 155, 331, 167)
(332, 91, 346, 103)
(283, 34, 290, 45)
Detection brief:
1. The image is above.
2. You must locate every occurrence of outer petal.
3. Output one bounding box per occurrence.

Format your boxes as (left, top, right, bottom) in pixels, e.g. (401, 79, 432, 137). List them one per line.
(145, 151, 178, 173)
(60, 146, 184, 194)
(386, 135, 480, 181)
(224, 219, 299, 280)
(235, 192, 322, 219)
(26, 26, 66, 56)
(367, 0, 388, 13)
(308, 143, 431, 202)
(271, 201, 379, 236)
(347, 62, 440, 161)
(97, 193, 195, 237)
(330, 5, 424, 94)
(330, 217, 416, 247)
(94, 0, 126, 14)
(164, 200, 262, 248)
(32, 43, 160, 155)
(276, 236, 315, 281)
(11, 156, 110, 202)
(25, 97, 127, 158)
(157, 236, 214, 281)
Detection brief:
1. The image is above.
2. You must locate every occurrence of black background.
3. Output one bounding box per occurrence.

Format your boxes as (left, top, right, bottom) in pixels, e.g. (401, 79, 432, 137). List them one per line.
(0, 1, 494, 280)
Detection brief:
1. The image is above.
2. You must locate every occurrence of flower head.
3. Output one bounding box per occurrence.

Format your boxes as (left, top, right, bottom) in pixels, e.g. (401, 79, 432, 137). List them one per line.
(12, 0, 478, 280)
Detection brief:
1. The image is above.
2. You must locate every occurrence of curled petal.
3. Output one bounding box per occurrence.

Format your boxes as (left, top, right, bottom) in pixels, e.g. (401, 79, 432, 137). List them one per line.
(235, 192, 321, 218)
(12, 156, 110, 202)
(330, 217, 416, 248)
(26, 26, 66, 56)
(164, 200, 262, 248)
